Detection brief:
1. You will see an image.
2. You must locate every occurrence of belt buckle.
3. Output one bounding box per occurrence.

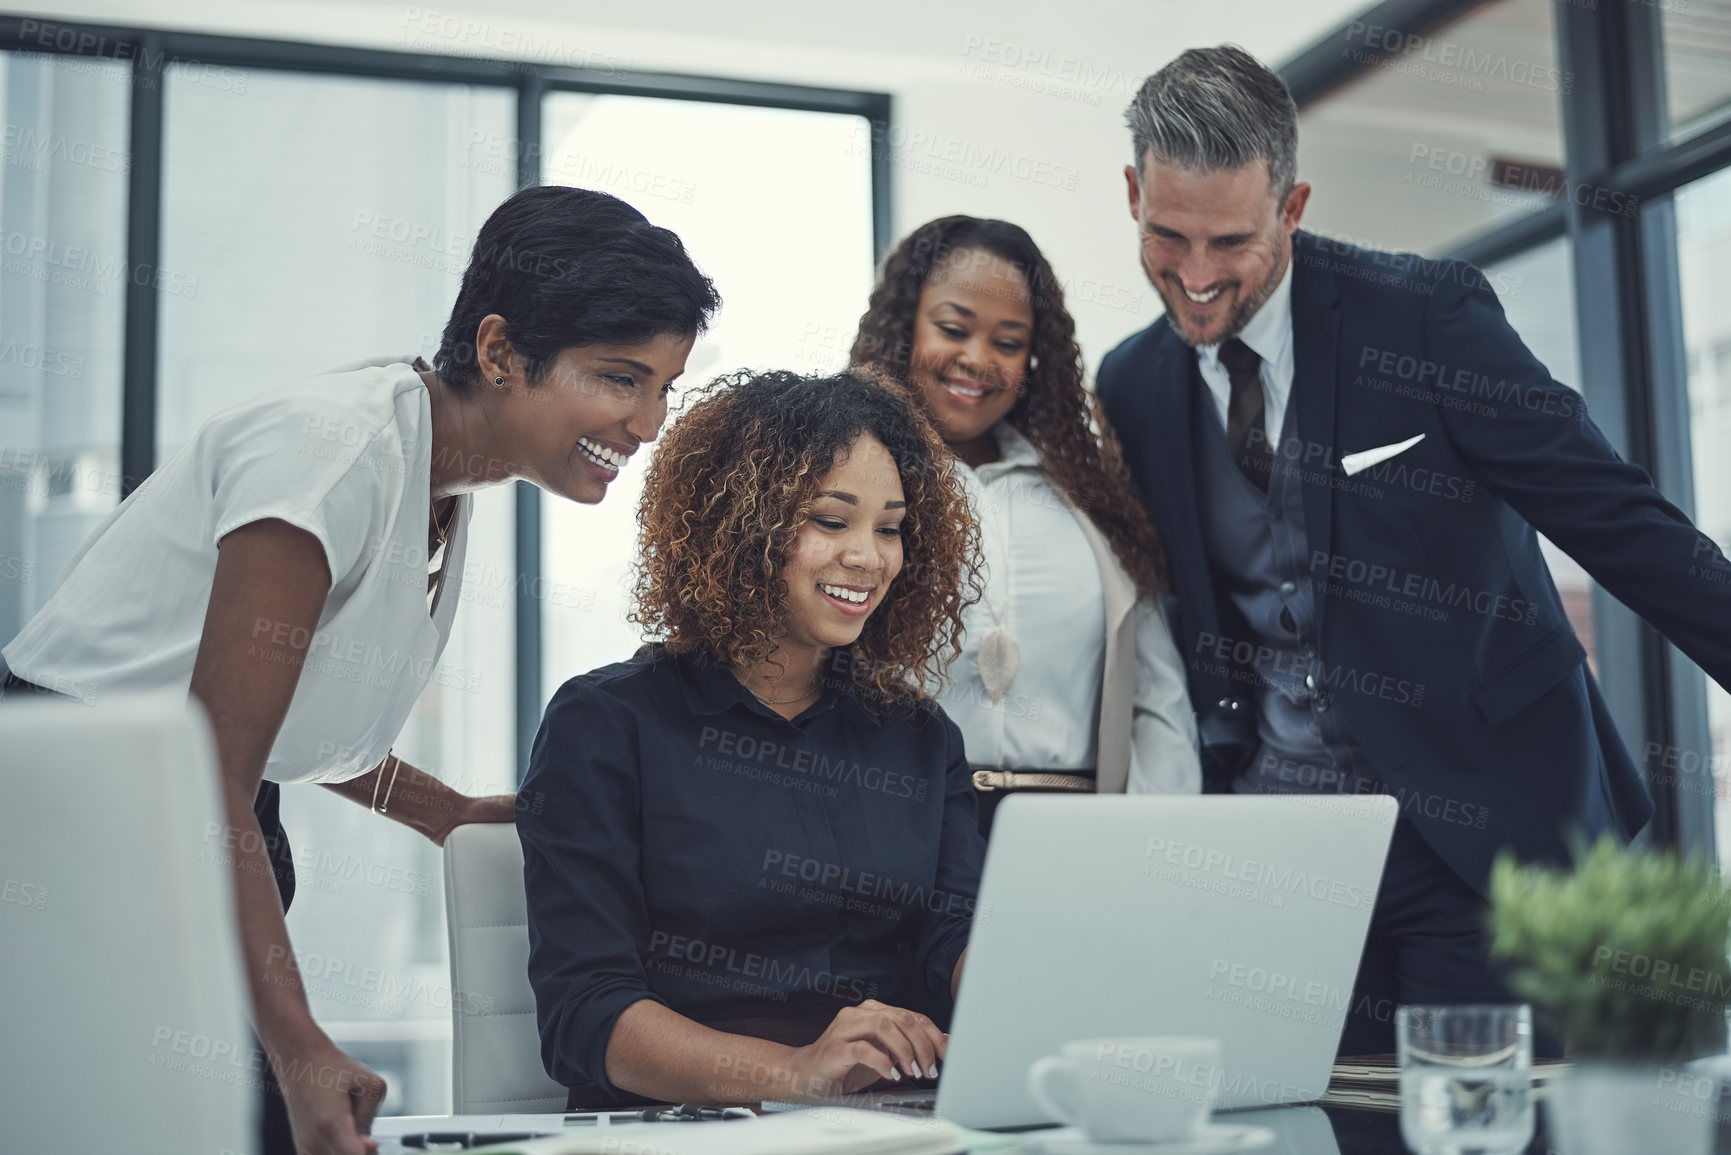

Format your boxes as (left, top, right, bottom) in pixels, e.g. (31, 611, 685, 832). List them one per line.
(972, 770, 1003, 792)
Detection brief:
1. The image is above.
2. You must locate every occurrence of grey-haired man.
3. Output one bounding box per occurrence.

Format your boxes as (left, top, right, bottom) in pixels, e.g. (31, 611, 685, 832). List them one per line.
(1097, 45, 1731, 1056)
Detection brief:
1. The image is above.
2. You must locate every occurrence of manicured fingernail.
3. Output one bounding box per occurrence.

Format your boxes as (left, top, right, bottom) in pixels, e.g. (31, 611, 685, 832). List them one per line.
(889, 1069, 901, 1081)
(912, 1063, 926, 1079)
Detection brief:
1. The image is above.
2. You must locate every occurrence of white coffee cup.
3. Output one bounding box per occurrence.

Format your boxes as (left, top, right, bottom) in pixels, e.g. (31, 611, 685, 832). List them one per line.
(1027, 1036, 1222, 1142)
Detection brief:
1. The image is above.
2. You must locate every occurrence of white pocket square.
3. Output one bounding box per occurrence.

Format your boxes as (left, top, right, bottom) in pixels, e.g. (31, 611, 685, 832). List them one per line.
(1341, 434, 1425, 476)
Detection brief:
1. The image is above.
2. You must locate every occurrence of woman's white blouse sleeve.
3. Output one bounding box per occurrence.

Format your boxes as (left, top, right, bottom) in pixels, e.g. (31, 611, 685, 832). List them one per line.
(1127, 597, 1202, 794)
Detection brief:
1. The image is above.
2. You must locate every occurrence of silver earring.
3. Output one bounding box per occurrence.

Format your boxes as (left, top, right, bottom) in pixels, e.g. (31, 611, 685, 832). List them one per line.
(494, 376, 505, 387)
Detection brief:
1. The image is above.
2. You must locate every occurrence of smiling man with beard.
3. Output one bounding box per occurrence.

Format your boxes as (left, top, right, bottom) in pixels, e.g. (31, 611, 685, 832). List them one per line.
(1095, 45, 1731, 1057)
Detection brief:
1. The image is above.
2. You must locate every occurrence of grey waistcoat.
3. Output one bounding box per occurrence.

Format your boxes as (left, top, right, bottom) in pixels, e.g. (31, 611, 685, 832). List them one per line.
(1191, 365, 1376, 795)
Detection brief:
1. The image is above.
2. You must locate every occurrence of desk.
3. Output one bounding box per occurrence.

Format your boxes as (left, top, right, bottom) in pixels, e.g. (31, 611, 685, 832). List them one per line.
(372, 1100, 1558, 1153)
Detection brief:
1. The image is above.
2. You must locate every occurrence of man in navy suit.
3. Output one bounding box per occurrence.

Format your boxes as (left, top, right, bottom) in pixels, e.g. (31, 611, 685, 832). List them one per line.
(1096, 46, 1731, 1055)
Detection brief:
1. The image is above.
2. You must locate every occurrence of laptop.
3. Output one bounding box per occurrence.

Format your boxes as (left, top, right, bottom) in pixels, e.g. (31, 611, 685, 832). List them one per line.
(928, 794, 1398, 1130)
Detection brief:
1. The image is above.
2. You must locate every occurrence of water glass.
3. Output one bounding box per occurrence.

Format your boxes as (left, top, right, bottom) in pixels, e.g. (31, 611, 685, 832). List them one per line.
(1397, 1004, 1534, 1155)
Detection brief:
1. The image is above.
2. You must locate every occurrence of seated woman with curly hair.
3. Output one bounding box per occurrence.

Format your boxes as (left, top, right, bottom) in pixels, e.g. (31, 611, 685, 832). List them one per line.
(518, 368, 986, 1108)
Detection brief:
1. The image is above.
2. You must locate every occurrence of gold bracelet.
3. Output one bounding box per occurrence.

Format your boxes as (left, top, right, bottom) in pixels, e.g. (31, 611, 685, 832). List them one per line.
(371, 750, 404, 814)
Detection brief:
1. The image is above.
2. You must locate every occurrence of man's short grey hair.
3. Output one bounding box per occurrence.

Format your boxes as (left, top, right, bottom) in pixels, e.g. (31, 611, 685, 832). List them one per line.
(1125, 45, 1298, 197)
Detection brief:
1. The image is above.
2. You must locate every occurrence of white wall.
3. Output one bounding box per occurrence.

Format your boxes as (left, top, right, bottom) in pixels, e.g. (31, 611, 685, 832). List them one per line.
(19, 0, 1376, 373)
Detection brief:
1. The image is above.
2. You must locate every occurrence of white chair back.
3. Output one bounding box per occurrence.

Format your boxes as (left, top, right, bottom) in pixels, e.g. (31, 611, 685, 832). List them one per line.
(443, 820, 567, 1113)
(0, 693, 253, 1154)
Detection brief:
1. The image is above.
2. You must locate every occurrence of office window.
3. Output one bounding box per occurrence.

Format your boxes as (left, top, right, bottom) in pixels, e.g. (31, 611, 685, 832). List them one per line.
(1677, 166, 1731, 868)
(1480, 239, 1598, 669)
(537, 95, 875, 700)
(157, 64, 517, 1115)
(1297, 0, 1565, 256)
(0, 51, 128, 648)
(1663, 0, 1731, 141)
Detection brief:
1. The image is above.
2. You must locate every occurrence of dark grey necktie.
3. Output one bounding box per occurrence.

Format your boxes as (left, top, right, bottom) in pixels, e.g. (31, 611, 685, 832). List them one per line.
(1220, 338, 1270, 491)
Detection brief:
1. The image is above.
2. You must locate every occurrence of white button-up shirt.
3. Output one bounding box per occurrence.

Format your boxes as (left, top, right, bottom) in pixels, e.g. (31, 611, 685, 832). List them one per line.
(1196, 258, 1295, 440)
(938, 422, 1200, 793)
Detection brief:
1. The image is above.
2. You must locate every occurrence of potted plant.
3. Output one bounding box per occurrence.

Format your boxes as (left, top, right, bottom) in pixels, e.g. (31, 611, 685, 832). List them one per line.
(1487, 835, 1731, 1155)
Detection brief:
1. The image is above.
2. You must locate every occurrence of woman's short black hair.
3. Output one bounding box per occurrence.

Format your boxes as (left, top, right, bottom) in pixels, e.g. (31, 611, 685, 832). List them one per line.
(435, 186, 721, 392)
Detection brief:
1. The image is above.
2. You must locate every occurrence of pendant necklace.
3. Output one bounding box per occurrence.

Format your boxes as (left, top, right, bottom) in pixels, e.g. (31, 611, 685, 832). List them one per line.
(742, 672, 821, 705)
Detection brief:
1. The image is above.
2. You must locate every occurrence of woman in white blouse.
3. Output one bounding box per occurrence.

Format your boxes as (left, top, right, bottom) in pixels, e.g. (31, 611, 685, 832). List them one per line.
(0, 187, 719, 1155)
(851, 215, 1200, 833)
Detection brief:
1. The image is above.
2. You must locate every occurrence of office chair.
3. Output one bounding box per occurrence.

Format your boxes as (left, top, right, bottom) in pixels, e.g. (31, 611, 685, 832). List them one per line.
(0, 693, 253, 1154)
(442, 821, 568, 1112)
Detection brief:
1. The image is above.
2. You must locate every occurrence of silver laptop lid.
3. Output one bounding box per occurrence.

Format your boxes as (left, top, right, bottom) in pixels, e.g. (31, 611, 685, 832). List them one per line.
(936, 795, 1397, 1130)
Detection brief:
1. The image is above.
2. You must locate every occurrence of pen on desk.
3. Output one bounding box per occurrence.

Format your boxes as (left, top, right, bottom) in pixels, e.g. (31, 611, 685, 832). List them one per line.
(399, 1132, 543, 1150)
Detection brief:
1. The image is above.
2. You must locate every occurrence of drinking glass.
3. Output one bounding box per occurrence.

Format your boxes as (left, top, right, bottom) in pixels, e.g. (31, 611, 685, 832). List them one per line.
(1397, 1004, 1534, 1155)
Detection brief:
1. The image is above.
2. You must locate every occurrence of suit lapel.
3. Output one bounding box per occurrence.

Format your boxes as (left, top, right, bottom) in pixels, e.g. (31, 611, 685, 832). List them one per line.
(1290, 234, 1342, 636)
(1146, 333, 1220, 637)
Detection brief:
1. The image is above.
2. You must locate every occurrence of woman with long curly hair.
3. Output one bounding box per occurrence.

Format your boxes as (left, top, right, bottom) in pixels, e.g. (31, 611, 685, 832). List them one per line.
(518, 368, 987, 1107)
(852, 215, 1199, 835)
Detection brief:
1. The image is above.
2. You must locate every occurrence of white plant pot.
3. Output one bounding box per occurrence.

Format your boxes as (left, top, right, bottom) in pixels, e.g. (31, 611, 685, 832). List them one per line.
(1546, 1063, 1716, 1155)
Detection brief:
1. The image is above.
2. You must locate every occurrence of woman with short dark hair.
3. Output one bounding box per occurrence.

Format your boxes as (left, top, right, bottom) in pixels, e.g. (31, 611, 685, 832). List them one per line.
(1, 185, 719, 1155)
(519, 367, 985, 1107)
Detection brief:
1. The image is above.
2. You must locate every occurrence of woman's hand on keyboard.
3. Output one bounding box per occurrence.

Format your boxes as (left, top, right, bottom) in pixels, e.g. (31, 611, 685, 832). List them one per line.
(787, 999, 948, 1098)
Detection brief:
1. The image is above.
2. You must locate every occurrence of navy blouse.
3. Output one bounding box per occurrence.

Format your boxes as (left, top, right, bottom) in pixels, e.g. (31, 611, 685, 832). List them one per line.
(518, 646, 986, 1098)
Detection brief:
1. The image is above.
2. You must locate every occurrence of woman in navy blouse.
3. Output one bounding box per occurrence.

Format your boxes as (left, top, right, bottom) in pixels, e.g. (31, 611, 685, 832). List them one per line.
(519, 367, 987, 1107)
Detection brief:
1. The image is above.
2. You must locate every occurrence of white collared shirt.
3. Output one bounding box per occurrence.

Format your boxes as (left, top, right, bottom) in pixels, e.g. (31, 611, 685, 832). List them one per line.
(1195, 258, 1296, 440)
(938, 423, 1200, 792)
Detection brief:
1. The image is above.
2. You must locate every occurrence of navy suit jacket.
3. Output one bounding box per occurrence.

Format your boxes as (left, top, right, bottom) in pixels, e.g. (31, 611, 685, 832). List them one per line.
(1097, 230, 1731, 893)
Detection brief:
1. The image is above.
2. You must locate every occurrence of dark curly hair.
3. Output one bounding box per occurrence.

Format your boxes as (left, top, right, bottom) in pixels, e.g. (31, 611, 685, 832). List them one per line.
(629, 368, 982, 707)
(436, 185, 720, 393)
(849, 216, 1167, 595)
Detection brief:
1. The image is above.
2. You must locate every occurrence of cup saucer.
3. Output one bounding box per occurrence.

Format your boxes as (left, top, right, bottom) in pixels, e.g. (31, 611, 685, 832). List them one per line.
(1029, 1122, 1276, 1155)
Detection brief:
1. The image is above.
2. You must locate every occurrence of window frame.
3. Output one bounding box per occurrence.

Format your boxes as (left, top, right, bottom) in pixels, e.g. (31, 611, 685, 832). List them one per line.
(0, 13, 892, 778)
(1281, 0, 1731, 856)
